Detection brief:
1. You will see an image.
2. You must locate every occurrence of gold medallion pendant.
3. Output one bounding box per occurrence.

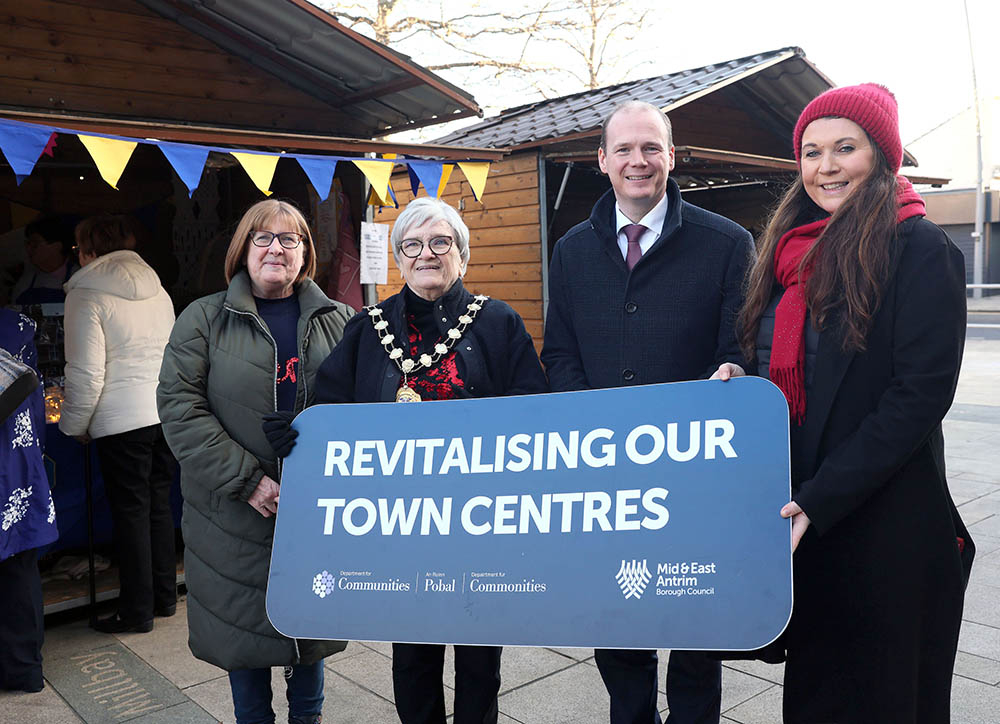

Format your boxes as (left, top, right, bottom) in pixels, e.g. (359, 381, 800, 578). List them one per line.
(395, 385, 422, 403)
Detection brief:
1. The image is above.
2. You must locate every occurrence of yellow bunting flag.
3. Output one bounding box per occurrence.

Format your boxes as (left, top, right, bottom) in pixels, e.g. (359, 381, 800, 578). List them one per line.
(457, 162, 490, 202)
(437, 164, 454, 198)
(10, 202, 40, 230)
(354, 160, 394, 204)
(367, 179, 395, 208)
(231, 152, 279, 196)
(78, 135, 137, 190)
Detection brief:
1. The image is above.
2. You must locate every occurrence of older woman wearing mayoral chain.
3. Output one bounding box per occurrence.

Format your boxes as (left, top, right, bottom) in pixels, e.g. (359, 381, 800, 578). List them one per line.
(157, 199, 354, 724)
(264, 196, 548, 724)
(730, 84, 973, 722)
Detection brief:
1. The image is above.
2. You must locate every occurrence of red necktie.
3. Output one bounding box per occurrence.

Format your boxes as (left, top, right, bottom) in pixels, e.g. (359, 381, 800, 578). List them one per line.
(623, 224, 646, 270)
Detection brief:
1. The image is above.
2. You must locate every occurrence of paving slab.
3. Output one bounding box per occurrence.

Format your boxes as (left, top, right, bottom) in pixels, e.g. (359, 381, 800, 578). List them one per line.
(957, 620, 1000, 661)
(496, 660, 664, 723)
(114, 603, 223, 689)
(723, 659, 784, 686)
(951, 673, 1000, 724)
(717, 683, 782, 724)
(962, 581, 1000, 628)
(953, 651, 1000, 686)
(0, 684, 83, 724)
(129, 700, 217, 724)
(44, 642, 190, 723)
(969, 513, 1000, 538)
(719, 667, 774, 712)
(326, 647, 394, 704)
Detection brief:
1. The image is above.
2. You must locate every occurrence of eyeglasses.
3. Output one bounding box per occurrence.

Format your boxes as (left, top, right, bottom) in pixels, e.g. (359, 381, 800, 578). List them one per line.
(398, 236, 453, 258)
(250, 231, 304, 249)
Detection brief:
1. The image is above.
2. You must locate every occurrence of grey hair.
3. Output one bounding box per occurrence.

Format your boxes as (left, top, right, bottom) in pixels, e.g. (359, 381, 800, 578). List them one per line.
(390, 196, 471, 270)
(599, 100, 673, 149)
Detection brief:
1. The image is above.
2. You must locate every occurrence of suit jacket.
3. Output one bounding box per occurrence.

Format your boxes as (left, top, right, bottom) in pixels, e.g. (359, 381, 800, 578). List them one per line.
(780, 215, 972, 723)
(542, 179, 754, 391)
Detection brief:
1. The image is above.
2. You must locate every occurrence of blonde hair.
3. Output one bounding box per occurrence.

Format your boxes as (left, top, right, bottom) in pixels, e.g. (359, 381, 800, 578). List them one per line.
(223, 199, 317, 284)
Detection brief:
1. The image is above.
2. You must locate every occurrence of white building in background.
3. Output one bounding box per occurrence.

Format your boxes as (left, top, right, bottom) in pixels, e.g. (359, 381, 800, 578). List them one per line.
(906, 96, 1000, 291)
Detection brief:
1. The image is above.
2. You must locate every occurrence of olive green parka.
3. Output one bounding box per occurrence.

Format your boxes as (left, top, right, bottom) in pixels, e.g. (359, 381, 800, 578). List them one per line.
(157, 271, 353, 670)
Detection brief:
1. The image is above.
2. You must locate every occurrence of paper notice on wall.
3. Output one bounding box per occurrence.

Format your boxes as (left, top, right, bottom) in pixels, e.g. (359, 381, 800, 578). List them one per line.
(359, 222, 389, 285)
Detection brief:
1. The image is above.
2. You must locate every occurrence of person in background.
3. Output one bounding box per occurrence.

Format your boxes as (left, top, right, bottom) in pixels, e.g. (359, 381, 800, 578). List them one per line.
(12, 216, 77, 305)
(541, 100, 754, 724)
(59, 215, 177, 634)
(737, 83, 972, 723)
(264, 196, 549, 724)
(157, 199, 354, 724)
(0, 309, 58, 692)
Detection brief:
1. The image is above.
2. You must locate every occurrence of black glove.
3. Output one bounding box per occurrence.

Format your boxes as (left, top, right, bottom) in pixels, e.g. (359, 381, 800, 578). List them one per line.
(262, 410, 298, 458)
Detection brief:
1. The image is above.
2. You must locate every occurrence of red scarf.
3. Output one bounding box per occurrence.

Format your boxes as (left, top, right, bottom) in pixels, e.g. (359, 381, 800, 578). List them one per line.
(770, 177, 926, 424)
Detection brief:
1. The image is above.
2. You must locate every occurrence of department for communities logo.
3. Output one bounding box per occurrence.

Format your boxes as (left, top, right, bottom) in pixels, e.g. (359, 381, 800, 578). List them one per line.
(312, 570, 335, 598)
(615, 559, 651, 600)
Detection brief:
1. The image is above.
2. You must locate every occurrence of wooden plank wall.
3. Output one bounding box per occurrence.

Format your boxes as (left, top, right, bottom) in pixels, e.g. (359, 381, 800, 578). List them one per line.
(374, 154, 545, 350)
(0, 0, 359, 133)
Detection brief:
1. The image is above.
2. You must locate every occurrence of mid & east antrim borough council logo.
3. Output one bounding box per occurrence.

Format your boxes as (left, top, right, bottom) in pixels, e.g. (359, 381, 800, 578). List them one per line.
(615, 559, 651, 600)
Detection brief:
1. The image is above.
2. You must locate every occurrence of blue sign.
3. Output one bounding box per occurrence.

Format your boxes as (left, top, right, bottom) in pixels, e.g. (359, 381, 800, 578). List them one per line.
(267, 377, 792, 650)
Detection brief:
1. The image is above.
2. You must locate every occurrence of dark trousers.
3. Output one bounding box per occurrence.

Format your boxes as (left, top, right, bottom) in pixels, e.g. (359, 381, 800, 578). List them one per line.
(228, 663, 325, 724)
(0, 548, 44, 692)
(392, 643, 501, 724)
(95, 424, 176, 623)
(595, 648, 721, 724)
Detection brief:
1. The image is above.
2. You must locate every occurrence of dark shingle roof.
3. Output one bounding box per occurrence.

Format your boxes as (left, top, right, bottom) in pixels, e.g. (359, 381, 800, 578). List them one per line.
(433, 47, 814, 148)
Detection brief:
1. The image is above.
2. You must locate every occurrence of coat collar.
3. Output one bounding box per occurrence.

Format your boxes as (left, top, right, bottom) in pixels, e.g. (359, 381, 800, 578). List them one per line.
(384, 279, 475, 336)
(589, 178, 684, 271)
(224, 270, 335, 320)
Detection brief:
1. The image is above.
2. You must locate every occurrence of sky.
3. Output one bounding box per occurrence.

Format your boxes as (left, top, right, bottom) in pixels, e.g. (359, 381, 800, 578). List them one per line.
(359, 0, 999, 164)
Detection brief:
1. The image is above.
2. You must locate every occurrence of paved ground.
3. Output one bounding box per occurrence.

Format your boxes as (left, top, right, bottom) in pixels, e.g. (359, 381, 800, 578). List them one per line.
(3, 336, 998, 724)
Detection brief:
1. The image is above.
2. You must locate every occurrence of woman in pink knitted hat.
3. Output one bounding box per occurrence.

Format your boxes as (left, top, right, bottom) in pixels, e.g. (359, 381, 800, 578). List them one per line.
(737, 84, 974, 722)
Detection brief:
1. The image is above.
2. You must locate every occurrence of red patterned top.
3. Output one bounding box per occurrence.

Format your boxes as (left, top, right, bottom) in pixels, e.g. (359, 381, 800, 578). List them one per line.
(401, 312, 468, 401)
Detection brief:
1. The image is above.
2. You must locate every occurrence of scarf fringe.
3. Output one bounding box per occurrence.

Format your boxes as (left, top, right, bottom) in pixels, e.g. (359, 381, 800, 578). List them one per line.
(771, 365, 806, 426)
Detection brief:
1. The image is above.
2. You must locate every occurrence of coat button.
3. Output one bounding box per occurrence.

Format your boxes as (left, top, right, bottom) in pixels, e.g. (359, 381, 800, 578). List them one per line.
(625, 302, 637, 314)
(442, 317, 448, 323)
(623, 369, 635, 381)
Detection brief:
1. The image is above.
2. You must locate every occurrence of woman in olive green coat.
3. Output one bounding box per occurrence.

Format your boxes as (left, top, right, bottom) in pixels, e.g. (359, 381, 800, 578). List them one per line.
(157, 200, 353, 724)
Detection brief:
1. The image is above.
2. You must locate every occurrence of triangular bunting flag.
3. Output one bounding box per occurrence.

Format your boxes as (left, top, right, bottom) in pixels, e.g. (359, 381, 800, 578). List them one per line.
(0, 121, 59, 185)
(367, 179, 398, 208)
(407, 160, 444, 199)
(437, 164, 454, 198)
(42, 133, 58, 158)
(231, 152, 279, 196)
(78, 135, 138, 190)
(297, 157, 338, 202)
(159, 142, 210, 197)
(457, 162, 490, 202)
(353, 160, 394, 206)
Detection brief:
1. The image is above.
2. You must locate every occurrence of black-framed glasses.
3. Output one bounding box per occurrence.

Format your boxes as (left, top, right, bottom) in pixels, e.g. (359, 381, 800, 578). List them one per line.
(250, 231, 304, 249)
(398, 236, 453, 258)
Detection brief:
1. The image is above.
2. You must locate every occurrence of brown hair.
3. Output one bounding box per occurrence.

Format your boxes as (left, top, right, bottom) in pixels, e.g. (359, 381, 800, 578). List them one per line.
(75, 215, 134, 258)
(223, 199, 317, 284)
(738, 137, 899, 360)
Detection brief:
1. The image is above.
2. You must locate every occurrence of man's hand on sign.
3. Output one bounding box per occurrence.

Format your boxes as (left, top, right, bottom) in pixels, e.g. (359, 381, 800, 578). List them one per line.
(248, 474, 280, 518)
(780, 501, 811, 552)
(709, 363, 745, 381)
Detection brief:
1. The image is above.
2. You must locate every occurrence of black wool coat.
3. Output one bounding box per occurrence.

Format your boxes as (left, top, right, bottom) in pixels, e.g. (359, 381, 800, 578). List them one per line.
(315, 279, 548, 403)
(775, 216, 973, 724)
(541, 180, 754, 391)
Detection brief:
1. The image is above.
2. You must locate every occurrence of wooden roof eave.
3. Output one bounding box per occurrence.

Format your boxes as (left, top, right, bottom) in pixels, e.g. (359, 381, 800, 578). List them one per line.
(542, 146, 950, 186)
(0, 110, 509, 161)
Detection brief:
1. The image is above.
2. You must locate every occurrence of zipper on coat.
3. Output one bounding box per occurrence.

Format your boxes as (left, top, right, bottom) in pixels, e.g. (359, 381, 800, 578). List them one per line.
(224, 305, 281, 476)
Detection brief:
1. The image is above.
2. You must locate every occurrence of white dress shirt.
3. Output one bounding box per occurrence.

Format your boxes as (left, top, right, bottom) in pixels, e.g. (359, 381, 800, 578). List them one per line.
(615, 194, 669, 261)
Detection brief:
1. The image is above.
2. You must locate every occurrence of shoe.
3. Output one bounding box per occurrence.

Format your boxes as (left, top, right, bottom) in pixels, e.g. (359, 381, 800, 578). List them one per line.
(92, 614, 153, 634)
(154, 603, 176, 618)
(288, 715, 322, 724)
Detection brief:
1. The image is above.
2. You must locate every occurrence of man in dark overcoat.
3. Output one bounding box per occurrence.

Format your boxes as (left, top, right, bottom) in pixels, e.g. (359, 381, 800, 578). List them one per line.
(541, 100, 755, 724)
